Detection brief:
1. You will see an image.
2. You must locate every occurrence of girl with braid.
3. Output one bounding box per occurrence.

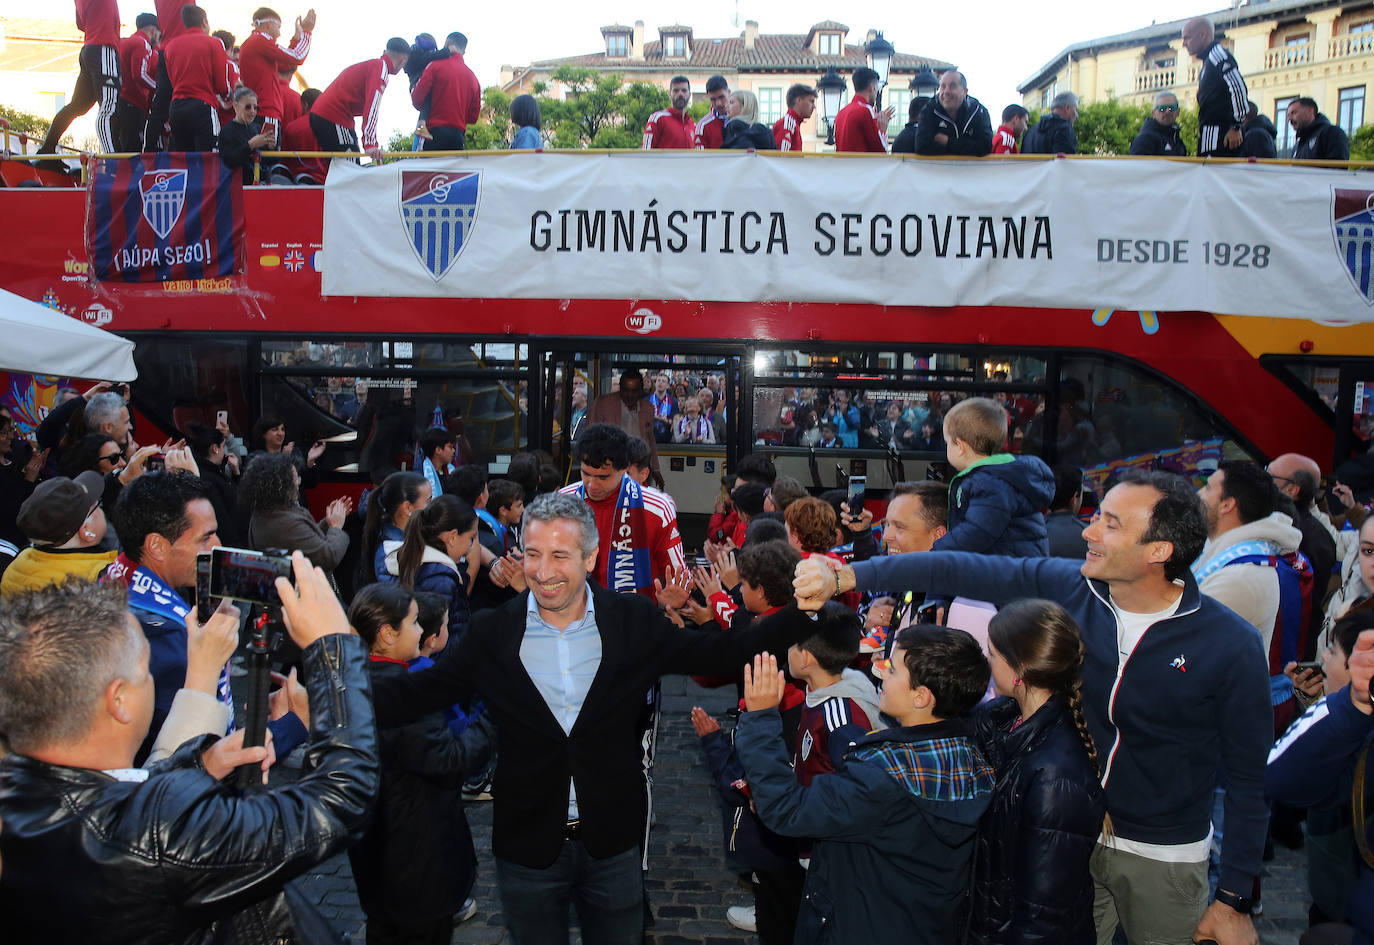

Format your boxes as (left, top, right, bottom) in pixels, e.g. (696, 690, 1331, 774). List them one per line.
(968, 599, 1108, 945)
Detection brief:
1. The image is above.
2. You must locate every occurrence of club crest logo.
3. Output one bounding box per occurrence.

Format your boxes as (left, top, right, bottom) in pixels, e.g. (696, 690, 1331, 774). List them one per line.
(399, 170, 480, 281)
(139, 170, 188, 240)
(1333, 189, 1374, 306)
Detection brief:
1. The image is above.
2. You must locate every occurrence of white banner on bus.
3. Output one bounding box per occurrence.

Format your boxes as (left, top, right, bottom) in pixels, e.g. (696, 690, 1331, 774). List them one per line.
(321, 152, 1374, 322)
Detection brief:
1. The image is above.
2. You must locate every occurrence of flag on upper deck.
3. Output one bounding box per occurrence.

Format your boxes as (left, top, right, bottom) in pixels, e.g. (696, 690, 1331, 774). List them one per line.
(85, 152, 245, 283)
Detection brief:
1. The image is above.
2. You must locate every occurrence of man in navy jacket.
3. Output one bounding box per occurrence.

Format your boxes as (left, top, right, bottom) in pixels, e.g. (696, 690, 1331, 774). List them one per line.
(795, 468, 1271, 945)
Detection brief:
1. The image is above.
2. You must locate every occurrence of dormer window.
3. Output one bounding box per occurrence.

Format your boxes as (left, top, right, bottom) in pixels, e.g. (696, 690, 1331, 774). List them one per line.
(607, 34, 627, 56)
(818, 33, 840, 55)
(665, 34, 686, 57)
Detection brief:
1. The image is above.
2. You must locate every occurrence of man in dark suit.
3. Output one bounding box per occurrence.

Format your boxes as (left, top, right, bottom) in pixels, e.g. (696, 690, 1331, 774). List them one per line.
(586, 368, 661, 485)
(369, 491, 811, 944)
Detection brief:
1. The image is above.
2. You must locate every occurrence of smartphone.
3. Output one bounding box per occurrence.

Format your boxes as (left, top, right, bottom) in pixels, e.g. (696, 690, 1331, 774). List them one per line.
(216, 409, 228, 427)
(916, 601, 941, 624)
(195, 552, 216, 624)
(209, 547, 293, 606)
(847, 474, 866, 514)
(1293, 660, 1324, 675)
(145, 453, 165, 472)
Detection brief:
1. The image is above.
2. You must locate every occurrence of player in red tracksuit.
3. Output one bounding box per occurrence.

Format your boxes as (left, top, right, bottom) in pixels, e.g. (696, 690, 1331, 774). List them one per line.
(162, 4, 233, 151)
(279, 73, 302, 126)
(773, 83, 816, 152)
(39, 0, 122, 156)
(834, 68, 891, 154)
(143, 0, 197, 149)
(237, 6, 314, 140)
(410, 33, 480, 151)
(115, 14, 161, 152)
(643, 76, 695, 149)
(992, 104, 1029, 155)
(313, 38, 409, 162)
(280, 94, 328, 184)
(694, 75, 729, 149)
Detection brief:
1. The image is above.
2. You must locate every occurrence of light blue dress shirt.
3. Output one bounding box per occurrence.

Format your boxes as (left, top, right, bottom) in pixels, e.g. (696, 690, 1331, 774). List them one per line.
(520, 585, 602, 819)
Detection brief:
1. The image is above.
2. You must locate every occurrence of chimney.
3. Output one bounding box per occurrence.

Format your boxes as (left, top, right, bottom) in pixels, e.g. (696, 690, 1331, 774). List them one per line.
(744, 20, 758, 49)
(500, 64, 514, 86)
(632, 20, 645, 59)
(865, 28, 877, 44)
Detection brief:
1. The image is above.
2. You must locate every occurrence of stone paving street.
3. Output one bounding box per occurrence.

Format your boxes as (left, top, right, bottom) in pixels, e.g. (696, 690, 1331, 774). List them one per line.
(288, 675, 1314, 944)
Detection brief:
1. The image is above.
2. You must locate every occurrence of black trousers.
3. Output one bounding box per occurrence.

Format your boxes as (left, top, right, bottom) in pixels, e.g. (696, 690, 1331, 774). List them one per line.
(364, 915, 454, 945)
(143, 56, 173, 150)
(39, 44, 119, 154)
(424, 125, 466, 151)
(754, 862, 806, 945)
(308, 112, 358, 152)
(169, 98, 218, 152)
(113, 99, 148, 152)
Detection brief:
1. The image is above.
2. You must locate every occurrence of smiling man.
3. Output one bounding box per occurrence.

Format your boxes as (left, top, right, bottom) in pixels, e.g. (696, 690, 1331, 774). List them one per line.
(793, 468, 1271, 945)
(367, 491, 815, 944)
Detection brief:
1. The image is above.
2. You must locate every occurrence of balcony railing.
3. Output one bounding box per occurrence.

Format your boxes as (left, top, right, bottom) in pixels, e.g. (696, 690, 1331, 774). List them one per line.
(1133, 63, 1198, 93)
(1329, 33, 1374, 59)
(1265, 44, 1314, 69)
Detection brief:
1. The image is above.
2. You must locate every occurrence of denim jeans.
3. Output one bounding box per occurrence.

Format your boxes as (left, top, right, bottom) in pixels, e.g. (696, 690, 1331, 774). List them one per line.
(496, 840, 643, 945)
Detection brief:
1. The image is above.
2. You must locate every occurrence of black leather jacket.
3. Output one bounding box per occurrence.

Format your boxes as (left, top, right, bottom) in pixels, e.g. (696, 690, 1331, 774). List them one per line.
(968, 696, 1107, 945)
(0, 634, 379, 945)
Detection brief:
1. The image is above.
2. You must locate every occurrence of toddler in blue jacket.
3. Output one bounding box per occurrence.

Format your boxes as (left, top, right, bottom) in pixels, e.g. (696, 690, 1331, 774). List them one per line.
(937, 397, 1055, 557)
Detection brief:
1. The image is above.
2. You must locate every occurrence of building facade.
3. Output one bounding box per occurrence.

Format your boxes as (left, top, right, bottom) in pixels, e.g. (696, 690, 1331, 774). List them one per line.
(0, 16, 93, 151)
(500, 20, 953, 151)
(1018, 0, 1372, 154)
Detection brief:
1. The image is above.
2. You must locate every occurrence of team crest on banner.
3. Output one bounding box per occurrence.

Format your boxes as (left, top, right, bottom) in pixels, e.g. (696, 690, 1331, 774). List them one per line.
(139, 170, 188, 239)
(1333, 189, 1374, 306)
(399, 170, 480, 281)
(85, 152, 245, 283)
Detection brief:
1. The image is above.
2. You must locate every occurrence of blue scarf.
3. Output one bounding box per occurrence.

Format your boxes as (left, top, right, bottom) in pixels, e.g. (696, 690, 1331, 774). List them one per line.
(111, 554, 234, 722)
(476, 507, 507, 550)
(573, 475, 652, 594)
(1191, 539, 1285, 584)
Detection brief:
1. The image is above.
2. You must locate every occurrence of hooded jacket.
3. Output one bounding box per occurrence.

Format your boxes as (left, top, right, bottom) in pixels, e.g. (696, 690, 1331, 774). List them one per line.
(796, 668, 888, 784)
(1021, 112, 1077, 155)
(969, 697, 1106, 945)
(1129, 116, 1188, 156)
(849, 551, 1273, 895)
(384, 543, 471, 644)
(915, 95, 993, 156)
(736, 710, 994, 945)
(1293, 112, 1351, 161)
(1193, 511, 1305, 654)
(937, 453, 1055, 557)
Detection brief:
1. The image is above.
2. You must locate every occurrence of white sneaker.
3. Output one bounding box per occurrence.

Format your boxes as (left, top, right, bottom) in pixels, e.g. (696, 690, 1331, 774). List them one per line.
(454, 897, 477, 924)
(726, 905, 757, 932)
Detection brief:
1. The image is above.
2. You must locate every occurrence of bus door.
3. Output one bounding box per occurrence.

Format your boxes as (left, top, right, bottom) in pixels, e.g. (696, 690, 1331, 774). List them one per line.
(533, 347, 741, 548)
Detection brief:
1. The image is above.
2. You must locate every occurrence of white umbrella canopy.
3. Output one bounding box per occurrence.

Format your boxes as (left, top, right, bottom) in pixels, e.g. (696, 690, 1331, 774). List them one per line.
(0, 288, 136, 382)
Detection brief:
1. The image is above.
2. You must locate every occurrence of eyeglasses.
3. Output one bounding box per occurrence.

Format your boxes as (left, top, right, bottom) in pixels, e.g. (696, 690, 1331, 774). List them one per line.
(241, 104, 259, 111)
(1155, 105, 1179, 113)
(98, 452, 124, 465)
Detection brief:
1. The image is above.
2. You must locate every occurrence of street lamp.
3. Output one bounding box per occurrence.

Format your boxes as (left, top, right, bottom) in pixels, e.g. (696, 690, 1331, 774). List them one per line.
(816, 68, 847, 146)
(909, 65, 939, 98)
(865, 32, 895, 109)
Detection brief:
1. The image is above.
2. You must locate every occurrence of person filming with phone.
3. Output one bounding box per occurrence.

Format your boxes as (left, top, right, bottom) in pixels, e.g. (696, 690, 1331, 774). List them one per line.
(0, 555, 380, 945)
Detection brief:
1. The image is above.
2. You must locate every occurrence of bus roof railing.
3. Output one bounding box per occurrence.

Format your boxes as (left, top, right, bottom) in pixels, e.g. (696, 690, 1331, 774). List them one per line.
(5, 146, 1372, 187)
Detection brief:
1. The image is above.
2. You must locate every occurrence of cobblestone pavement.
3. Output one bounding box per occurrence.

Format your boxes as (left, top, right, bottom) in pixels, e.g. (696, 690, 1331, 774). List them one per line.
(290, 675, 1314, 945)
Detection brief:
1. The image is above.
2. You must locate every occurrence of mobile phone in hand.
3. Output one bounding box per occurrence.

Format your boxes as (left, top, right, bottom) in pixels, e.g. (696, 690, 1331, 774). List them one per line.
(1293, 660, 1324, 675)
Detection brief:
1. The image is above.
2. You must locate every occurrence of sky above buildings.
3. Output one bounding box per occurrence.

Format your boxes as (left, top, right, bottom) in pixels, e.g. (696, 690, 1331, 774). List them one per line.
(22, 0, 1227, 141)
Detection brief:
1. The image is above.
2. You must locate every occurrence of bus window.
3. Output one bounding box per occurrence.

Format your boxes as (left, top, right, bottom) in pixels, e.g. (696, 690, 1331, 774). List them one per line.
(131, 337, 254, 440)
(1051, 355, 1252, 481)
(259, 338, 528, 475)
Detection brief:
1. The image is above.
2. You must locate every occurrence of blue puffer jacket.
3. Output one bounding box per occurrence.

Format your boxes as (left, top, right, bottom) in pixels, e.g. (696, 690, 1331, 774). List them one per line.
(851, 551, 1273, 896)
(383, 545, 471, 645)
(937, 454, 1055, 557)
(736, 710, 994, 945)
(1267, 687, 1374, 944)
(968, 697, 1106, 945)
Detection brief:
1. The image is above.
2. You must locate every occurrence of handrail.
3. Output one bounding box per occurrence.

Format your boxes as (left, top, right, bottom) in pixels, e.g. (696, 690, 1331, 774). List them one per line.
(8, 148, 1374, 181)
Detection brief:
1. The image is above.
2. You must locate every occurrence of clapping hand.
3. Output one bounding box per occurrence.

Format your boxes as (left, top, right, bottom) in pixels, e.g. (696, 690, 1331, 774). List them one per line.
(653, 565, 693, 610)
(1350, 628, 1374, 715)
(690, 706, 721, 737)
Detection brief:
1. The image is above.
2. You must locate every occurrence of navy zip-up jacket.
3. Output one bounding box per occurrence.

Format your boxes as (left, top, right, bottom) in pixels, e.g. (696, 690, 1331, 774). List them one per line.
(937, 453, 1055, 557)
(1267, 687, 1374, 943)
(850, 551, 1272, 893)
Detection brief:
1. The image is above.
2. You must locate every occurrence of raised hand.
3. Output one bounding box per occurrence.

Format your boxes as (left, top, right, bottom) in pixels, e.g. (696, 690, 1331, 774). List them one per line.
(743, 652, 785, 712)
(690, 706, 721, 737)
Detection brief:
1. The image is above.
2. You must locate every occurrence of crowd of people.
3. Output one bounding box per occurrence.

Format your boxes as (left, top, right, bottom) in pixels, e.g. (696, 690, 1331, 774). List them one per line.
(37, 5, 1353, 177)
(3, 372, 1374, 945)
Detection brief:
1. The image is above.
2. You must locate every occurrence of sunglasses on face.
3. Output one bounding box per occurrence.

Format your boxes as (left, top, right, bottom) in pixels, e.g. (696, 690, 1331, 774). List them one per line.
(1155, 105, 1179, 113)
